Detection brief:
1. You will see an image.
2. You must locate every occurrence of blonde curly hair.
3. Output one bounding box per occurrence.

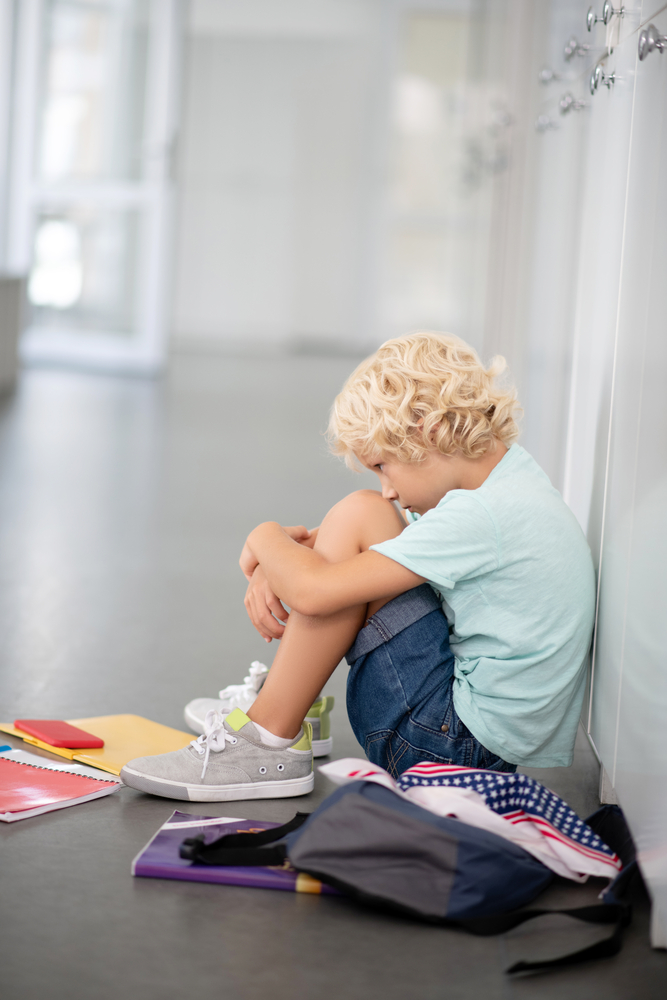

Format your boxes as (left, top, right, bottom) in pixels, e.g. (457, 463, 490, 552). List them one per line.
(328, 332, 520, 466)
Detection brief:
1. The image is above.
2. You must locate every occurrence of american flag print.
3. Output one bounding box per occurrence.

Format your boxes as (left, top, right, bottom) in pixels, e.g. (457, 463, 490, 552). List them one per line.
(397, 762, 621, 877)
(319, 758, 622, 882)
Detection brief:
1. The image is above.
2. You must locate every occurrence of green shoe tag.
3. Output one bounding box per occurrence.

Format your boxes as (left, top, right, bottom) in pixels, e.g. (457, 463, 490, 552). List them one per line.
(225, 707, 251, 732)
(306, 695, 335, 718)
(292, 721, 312, 752)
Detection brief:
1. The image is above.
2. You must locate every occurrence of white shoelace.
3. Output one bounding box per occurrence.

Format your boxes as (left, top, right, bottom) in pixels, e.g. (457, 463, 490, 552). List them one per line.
(190, 709, 238, 779)
(217, 661, 268, 711)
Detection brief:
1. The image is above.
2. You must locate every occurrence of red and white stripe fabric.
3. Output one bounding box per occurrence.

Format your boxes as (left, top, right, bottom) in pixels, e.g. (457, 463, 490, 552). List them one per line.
(319, 758, 621, 882)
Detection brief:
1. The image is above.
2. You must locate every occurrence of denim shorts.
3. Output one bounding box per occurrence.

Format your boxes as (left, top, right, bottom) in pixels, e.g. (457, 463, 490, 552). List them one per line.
(345, 584, 517, 777)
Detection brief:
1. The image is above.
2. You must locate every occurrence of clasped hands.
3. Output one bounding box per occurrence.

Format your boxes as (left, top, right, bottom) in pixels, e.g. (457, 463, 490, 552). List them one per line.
(240, 524, 316, 642)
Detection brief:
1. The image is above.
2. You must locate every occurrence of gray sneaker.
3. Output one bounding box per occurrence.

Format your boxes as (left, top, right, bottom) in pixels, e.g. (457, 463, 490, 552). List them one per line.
(120, 708, 314, 802)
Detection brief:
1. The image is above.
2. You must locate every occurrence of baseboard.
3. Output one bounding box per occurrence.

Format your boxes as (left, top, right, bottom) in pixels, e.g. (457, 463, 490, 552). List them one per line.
(599, 765, 618, 805)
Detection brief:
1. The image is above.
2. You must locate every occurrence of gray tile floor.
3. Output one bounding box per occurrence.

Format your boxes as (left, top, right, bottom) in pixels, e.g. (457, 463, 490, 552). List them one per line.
(1, 357, 665, 999)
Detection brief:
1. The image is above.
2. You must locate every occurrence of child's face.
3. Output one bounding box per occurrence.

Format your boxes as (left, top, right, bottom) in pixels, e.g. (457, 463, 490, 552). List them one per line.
(361, 450, 464, 516)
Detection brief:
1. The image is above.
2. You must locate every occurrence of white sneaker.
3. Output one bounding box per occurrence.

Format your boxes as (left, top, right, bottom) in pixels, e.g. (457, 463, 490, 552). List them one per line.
(184, 661, 334, 757)
(184, 660, 269, 732)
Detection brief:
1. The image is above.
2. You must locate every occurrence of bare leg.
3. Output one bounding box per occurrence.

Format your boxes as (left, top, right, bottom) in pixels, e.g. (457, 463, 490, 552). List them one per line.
(247, 490, 405, 739)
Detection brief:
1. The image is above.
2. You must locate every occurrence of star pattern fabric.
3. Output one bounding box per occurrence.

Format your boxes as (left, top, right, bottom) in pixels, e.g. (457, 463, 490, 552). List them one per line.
(397, 762, 620, 869)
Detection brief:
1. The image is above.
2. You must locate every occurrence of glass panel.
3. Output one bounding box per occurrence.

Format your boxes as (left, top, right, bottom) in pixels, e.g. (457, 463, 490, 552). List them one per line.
(28, 205, 141, 334)
(383, 10, 501, 348)
(37, 0, 150, 182)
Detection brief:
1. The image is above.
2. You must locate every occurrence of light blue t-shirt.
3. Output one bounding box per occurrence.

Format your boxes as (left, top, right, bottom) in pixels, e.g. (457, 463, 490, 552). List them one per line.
(370, 444, 596, 767)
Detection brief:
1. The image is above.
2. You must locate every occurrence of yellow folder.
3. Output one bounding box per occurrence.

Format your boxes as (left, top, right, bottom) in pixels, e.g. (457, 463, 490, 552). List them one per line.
(0, 715, 193, 776)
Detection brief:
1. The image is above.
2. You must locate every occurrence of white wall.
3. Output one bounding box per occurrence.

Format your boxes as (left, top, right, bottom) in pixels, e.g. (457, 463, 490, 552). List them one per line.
(0, 0, 15, 271)
(170, 0, 386, 352)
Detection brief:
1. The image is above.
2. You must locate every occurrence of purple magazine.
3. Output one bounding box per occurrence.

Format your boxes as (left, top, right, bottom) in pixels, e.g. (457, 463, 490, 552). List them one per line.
(131, 810, 339, 895)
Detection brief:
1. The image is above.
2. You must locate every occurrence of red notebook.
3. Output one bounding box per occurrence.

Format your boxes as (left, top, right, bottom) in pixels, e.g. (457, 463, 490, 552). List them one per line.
(0, 757, 120, 822)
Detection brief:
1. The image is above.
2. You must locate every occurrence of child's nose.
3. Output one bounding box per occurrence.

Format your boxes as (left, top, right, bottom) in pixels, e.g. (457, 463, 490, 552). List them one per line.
(382, 484, 398, 501)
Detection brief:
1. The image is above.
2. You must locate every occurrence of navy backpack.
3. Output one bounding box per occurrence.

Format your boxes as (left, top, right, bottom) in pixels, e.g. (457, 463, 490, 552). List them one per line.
(180, 781, 636, 974)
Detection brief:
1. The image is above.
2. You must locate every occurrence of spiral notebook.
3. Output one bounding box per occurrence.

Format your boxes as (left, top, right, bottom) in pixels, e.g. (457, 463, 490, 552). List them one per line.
(132, 810, 339, 895)
(0, 755, 120, 822)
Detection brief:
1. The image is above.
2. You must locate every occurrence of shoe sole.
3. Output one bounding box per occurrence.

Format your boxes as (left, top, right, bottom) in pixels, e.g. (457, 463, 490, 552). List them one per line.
(311, 737, 332, 756)
(184, 705, 333, 758)
(120, 765, 315, 802)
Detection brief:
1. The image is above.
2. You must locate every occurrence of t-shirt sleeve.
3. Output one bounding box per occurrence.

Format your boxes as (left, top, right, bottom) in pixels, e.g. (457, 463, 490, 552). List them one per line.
(370, 494, 499, 590)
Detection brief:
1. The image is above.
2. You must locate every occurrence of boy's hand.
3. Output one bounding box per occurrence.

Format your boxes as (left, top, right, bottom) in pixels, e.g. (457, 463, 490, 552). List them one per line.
(239, 524, 311, 582)
(244, 565, 289, 642)
(298, 526, 318, 549)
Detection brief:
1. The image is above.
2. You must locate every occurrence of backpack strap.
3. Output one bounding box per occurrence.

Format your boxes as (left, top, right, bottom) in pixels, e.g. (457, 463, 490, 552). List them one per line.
(460, 806, 639, 973)
(179, 812, 310, 867)
(461, 900, 632, 973)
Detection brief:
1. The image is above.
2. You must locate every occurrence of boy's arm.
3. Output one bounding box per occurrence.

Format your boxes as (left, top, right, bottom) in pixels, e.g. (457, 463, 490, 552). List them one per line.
(242, 521, 424, 617)
(239, 525, 322, 642)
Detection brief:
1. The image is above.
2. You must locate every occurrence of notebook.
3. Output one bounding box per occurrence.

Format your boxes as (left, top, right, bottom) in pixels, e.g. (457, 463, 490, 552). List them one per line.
(0, 756, 120, 822)
(132, 810, 340, 895)
(0, 746, 123, 782)
(0, 715, 193, 776)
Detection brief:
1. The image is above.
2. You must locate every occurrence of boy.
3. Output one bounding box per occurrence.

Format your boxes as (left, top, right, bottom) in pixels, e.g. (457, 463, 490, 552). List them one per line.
(121, 333, 595, 801)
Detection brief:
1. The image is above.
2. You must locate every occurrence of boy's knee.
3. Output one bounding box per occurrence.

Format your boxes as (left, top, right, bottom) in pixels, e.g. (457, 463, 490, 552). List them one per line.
(320, 489, 404, 552)
(329, 489, 389, 521)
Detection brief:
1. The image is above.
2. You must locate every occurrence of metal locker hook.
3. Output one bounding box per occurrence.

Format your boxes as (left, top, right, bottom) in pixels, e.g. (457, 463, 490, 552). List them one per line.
(638, 24, 667, 60)
(587, 6, 603, 30)
(588, 3, 626, 31)
(602, 2, 625, 25)
(589, 64, 617, 94)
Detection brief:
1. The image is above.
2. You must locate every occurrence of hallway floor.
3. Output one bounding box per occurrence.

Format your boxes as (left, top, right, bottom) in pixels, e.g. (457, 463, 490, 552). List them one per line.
(0, 357, 664, 1000)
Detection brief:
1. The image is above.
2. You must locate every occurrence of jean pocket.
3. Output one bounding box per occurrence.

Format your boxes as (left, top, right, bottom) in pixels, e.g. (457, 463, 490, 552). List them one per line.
(410, 692, 455, 739)
(365, 729, 455, 775)
(364, 730, 393, 770)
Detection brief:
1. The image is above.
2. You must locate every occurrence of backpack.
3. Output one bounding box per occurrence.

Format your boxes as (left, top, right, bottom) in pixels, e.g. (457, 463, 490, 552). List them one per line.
(180, 781, 637, 974)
